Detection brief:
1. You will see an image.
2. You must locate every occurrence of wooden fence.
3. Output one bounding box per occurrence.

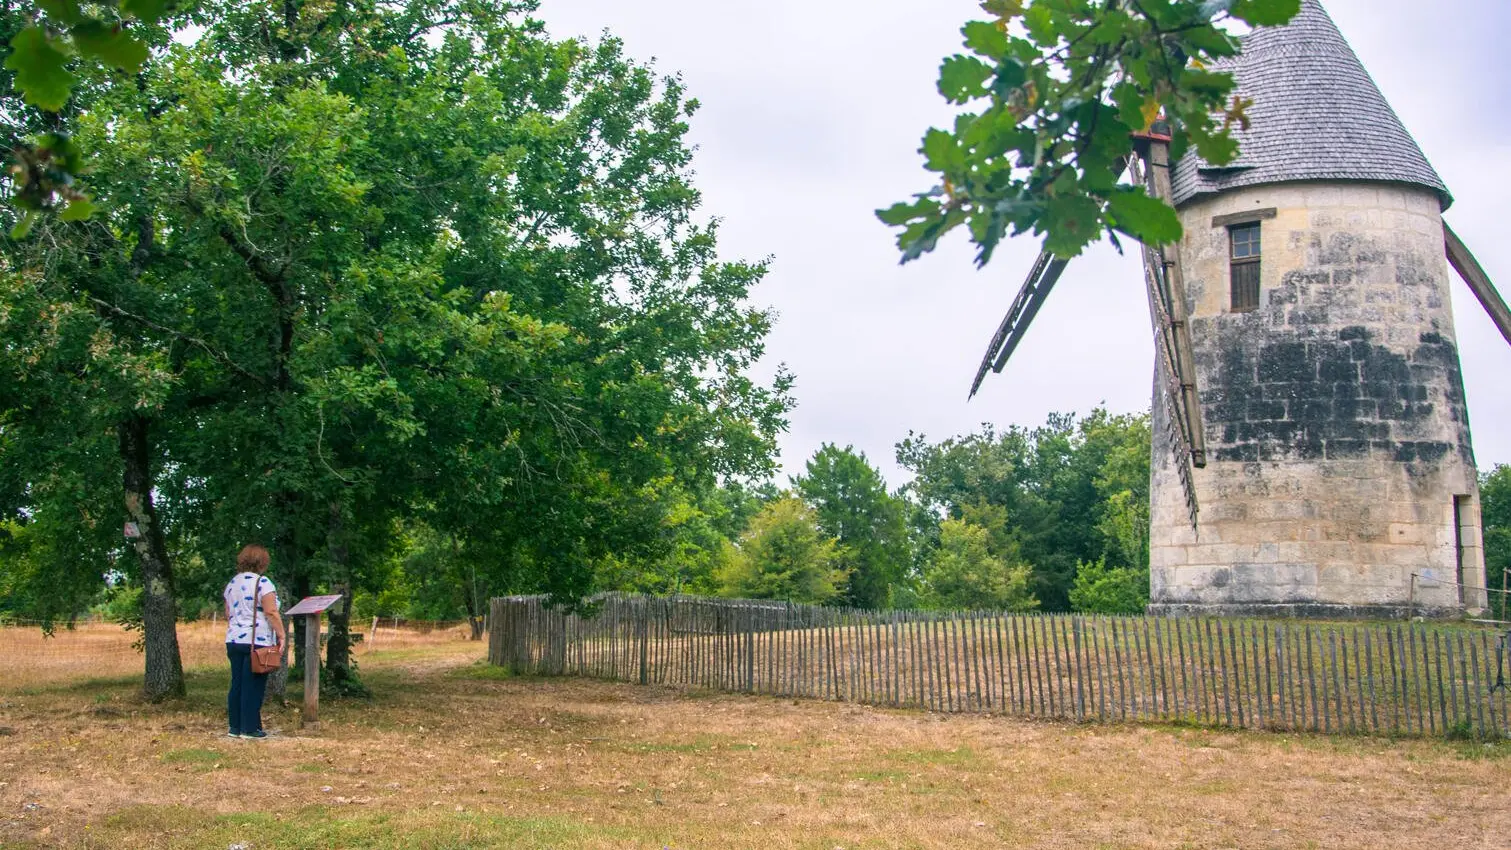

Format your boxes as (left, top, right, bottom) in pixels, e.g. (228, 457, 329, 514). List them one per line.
(488, 594, 1511, 738)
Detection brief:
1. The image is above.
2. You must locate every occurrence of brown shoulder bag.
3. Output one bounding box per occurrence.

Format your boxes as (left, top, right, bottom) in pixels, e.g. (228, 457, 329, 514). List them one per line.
(249, 577, 283, 674)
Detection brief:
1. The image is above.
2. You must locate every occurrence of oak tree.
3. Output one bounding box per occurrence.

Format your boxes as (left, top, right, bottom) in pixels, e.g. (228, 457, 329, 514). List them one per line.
(879, 0, 1301, 263)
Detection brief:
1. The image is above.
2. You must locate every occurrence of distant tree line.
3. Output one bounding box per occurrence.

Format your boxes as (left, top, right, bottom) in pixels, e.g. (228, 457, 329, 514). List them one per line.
(706, 407, 1156, 615)
(14, 404, 1510, 644)
(348, 407, 1162, 621)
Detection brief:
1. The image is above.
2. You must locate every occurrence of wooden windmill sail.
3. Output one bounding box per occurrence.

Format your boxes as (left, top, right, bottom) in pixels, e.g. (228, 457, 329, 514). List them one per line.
(970, 133, 1210, 527)
(970, 0, 1511, 537)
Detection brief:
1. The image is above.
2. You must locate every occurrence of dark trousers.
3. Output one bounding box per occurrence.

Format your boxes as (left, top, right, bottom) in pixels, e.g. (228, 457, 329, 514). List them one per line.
(226, 642, 269, 734)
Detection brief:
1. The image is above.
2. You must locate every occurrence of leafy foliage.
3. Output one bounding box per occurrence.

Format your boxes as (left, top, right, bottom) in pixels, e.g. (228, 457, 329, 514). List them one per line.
(1482, 465, 1510, 620)
(2, 0, 179, 227)
(897, 408, 1152, 611)
(0, 0, 792, 690)
(1068, 557, 1148, 614)
(879, 0, 1301, 262)
(920, 518, 1038, 611)
(793, 445, 908, 608)
(718, 496, 844, 605)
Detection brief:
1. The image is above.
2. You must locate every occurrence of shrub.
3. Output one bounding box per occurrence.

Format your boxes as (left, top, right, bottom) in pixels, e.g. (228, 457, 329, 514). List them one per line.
(1069, 558, 1148, 614)
(718, 496, 845, 604)
(921, 519, 1039, 611)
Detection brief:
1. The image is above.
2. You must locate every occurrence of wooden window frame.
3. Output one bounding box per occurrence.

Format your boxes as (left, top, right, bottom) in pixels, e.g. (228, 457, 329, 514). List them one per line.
(1228, 222, 1261, 313)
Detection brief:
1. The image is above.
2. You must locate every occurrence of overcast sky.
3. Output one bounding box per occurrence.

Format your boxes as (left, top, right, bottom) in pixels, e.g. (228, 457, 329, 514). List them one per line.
(538, 0, 1511, 488)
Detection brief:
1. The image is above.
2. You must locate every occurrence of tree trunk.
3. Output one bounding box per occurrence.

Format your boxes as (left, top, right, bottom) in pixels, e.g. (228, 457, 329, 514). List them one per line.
(289, 573, 311, 668)
(326, 579, 353, 687)
(266, 510, 306, 702)
(119, 413, 185, 702)
(266, 636, 292, 702)
(325, 501, 355, 689)
(263, 559, 296, 703)
(459, 536, 485, 641)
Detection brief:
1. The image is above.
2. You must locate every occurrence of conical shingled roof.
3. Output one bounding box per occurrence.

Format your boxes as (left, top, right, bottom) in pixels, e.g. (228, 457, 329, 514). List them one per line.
(1170, 0, 1451, 209)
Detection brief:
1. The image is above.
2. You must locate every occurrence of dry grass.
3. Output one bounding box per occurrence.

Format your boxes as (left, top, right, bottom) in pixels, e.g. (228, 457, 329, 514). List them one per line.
(3, 641, 1510, 849)
(2, 620, 471, 689)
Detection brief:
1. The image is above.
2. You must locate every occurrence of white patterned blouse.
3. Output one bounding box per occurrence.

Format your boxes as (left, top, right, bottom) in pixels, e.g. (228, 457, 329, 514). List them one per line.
(223, 572, 279, 647)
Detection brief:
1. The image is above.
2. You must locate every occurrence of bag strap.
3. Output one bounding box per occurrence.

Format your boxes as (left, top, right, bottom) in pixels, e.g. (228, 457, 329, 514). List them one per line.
(249, 574, 260, 648)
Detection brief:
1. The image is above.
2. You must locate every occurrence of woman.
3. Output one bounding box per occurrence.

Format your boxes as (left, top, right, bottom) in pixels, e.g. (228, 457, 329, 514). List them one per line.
(224, 544, 285, 739)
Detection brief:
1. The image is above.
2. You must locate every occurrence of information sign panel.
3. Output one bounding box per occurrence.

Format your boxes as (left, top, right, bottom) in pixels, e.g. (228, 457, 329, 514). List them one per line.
(286, 594, 344, 616)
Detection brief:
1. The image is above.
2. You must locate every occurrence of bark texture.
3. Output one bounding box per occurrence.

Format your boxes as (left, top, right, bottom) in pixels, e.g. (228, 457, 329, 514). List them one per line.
(119, 413, 185, 701)
(324, 501, 355, 689)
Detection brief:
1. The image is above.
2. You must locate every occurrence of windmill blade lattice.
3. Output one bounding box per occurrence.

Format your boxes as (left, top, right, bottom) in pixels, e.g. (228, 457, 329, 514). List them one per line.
(968, 251, 1070, 398)
(969, 157, 1132, 399)
(971, 150, 1203, 527)
(1131, 157, 1201, 527)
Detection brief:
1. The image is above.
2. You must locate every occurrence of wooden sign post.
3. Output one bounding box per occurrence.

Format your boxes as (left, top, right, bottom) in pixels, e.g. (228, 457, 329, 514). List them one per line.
(285, 594, 344, 730)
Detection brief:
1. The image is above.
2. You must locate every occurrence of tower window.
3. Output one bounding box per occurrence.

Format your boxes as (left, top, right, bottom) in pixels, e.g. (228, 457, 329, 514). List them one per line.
(1229, 222, 1261, 312)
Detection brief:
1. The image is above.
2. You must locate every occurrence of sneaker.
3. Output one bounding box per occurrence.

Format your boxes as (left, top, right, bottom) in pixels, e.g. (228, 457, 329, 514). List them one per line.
(227, 730, 243, 739)
(243, 730, 269, 739)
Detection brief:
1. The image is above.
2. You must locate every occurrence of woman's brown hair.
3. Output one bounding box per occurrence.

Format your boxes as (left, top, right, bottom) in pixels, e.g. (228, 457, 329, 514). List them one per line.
(237, 544, 271, 574)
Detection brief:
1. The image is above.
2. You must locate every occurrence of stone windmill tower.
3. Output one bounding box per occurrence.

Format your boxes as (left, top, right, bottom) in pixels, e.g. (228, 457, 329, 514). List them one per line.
(973, 0, 1511, 618)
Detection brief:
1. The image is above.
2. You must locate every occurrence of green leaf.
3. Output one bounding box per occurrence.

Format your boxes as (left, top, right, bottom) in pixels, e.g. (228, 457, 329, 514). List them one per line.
(1182, 23, 1241, 58)
(10, 210, 40, 240)
(989, 56, 1026, 99)
(884, 0, 1271, 268)
(1229, 0, 1301, 27)
(58, 196, 96, 221)
(1050, 166, 1078, 197)
(72, 21, 150, 73)
(938, 55, 992, 104)
(971, 209, 1014, 267)
(979, 0, 1023, 18)
(1189, 123, 1239, 166)
(1084, 9, 1132, 46)
(1082, 102, 1132, 162)
(1180, 68, 1237, 99)
(1021, 5, 1056, 44)
(875, 197, 938, 227)
(1105, 187, 1182, 246)
(961, 20, 1009, 58)
(1040, 193, 1101, 258)
(121, 0, 173, 21)
(36, 0, 84, 25)
(966, 111, 1032, 159)
(920, 128, 962, 173)
(4, 26, 76, 111)
(898, 208, 965, 264)
(1111, 82, 1146, 133)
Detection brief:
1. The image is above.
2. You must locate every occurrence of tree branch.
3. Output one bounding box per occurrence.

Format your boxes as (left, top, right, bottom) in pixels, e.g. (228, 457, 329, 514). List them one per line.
(87, 295, 270, 387)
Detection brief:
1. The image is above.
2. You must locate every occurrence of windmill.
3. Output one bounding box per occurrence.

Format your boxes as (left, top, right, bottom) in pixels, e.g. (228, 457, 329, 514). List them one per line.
(970, 0, 1511, 618)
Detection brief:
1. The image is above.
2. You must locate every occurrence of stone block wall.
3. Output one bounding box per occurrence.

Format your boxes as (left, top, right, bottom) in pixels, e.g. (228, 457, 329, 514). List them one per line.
(1148, 181, 1485, 617)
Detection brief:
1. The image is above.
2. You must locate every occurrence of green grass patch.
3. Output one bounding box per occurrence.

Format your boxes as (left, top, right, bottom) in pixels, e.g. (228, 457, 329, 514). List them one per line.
(1448, 739, 1511, 761)
(620, 734, 750, 754)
